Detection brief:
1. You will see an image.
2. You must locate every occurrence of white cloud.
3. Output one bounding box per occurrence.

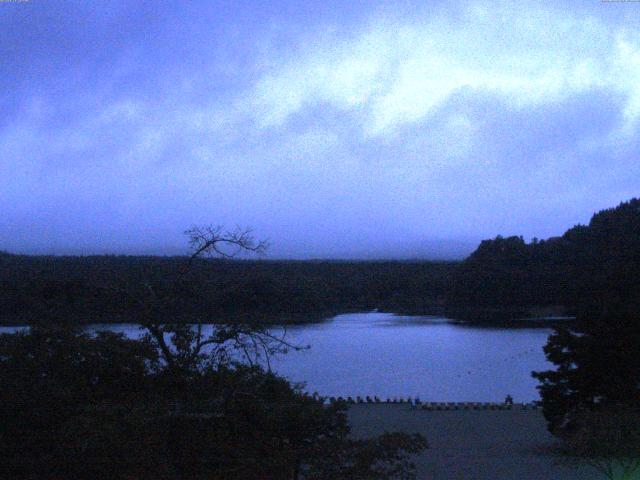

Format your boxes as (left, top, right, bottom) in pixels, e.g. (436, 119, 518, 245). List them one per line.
(245, 2, 639, 139)
(248, 24, 394, 129)
(612, 31, 640, 129)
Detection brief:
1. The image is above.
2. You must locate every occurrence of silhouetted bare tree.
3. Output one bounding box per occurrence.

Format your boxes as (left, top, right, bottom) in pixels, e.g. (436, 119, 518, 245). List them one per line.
(125, 226, 300, 373)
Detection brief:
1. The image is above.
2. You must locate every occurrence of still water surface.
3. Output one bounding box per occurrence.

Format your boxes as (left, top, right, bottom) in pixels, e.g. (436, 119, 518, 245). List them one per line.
(270, 313, 552, 402)
(1, 312, 553, 402)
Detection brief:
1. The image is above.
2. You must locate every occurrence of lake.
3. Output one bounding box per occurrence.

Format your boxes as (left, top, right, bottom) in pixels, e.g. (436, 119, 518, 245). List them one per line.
(0, 312, 554, 402)
(270, 313, 553, 402)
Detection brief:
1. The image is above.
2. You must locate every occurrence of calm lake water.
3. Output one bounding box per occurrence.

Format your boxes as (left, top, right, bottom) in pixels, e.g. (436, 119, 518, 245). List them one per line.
(270, 313, 553, 402)
(1, 312, 554, 402)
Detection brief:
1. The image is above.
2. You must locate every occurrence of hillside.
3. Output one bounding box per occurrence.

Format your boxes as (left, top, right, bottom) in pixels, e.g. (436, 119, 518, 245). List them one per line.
(445, 198, 640, 322)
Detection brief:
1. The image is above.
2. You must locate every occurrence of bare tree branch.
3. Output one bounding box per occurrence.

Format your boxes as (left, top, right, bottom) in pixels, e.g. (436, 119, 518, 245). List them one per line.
(94, 225, 305, 374)
(184, 225, 268, 265)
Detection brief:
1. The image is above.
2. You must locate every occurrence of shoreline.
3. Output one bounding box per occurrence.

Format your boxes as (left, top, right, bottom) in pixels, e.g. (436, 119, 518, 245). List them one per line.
(0, 312, 573, 329)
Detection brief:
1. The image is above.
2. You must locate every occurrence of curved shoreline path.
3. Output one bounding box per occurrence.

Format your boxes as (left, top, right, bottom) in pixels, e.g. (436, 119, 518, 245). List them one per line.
(348, 404, 599, 480)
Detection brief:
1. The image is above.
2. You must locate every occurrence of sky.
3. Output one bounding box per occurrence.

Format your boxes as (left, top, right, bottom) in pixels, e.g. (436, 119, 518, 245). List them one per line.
(1, 0, 639, 259)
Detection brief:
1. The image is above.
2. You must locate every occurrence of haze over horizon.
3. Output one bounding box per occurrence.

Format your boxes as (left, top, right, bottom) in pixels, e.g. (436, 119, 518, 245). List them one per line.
(2, 1, 639, 258)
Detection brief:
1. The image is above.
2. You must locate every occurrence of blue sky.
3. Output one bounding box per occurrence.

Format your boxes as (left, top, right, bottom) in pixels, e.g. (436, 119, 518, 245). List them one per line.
(1, 0, 639, 258)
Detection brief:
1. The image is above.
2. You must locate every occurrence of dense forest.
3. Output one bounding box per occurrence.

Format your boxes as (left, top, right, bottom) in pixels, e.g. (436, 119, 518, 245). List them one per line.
(0, 255, 455, 325)
(528, 199, 640, 446)
(1, 198, 638, 326)
(446, 198, 640, 322)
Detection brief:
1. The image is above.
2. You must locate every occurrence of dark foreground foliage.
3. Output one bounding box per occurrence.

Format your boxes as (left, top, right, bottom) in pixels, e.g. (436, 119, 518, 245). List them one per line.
(0, 326, 426, 480)
(530, 199, 640, 434)
(0, 224, 427, 479)
(560, 407, 640, 480)
(525, 199, 640, 476)
(532, 314, 640, 434)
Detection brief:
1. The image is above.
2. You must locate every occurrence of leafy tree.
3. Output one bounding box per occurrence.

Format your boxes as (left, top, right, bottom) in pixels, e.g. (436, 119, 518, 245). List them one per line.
(530, 199, 640, 480)
(0, 326, 162, 478)
(532, 315, 640, 434)
(0, 226, 427, 479)
(532, 199, 640, 434)
(0, 326, 427, 479)
(561, 407, 640, 480)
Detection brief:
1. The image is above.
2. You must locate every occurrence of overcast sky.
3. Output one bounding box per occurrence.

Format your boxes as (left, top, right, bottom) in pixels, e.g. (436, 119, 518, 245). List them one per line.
(1, 0, 639, 258)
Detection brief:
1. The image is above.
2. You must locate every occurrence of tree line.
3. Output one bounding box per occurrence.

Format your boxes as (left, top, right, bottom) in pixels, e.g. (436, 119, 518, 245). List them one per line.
(2, 199, 640, 329)
(527, 199, 640, 478)
(445, 198, 640, 323)
(0, 253, 455, 325)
